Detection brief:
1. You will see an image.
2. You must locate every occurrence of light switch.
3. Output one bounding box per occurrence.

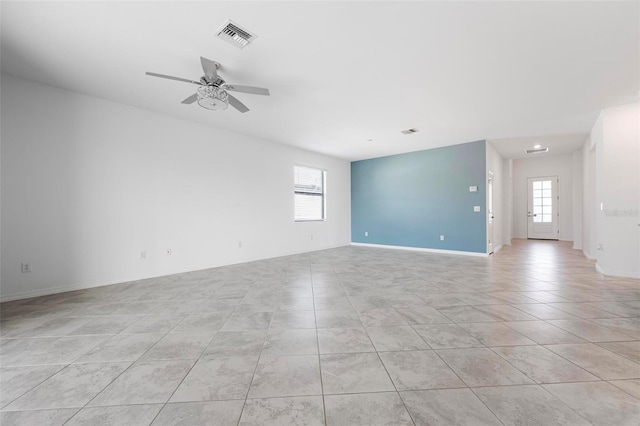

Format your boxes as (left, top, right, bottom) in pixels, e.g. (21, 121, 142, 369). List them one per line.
(473, 206, 481, 212)
(469, 186, 478, 192)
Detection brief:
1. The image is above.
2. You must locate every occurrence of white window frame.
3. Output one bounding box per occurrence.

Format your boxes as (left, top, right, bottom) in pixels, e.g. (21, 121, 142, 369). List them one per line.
(294, 165, 326, 222)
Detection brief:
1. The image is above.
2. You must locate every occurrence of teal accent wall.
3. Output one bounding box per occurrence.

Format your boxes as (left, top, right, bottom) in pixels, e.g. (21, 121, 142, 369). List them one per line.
(351, 140, 487, 253)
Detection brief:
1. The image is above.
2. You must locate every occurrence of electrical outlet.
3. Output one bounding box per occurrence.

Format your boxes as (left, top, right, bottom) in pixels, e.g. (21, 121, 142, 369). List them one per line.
(440, 235, 445, 241)
(311, 234, 314, 240)
(473, 206, 481, 212)
(21, 262, 31, 273)
(166, 248, 171, 256)
(365, 231, 368, 237)
(238, 241, 242, 248)
(140, 251, 147, 259)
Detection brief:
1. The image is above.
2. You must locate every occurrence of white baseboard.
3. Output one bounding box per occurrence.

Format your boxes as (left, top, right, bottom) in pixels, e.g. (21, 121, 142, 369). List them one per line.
(0, 281, 115, 303)
(493, 244, 504, 254)
(350, 242, 488, 257)
(0, 243, 353, 303)
(595, 263, 640, 279)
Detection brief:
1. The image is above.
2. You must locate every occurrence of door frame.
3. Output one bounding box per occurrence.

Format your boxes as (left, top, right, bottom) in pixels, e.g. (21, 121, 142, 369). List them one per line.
(487, 171, 494, 254)
(526, 175, 559, 240)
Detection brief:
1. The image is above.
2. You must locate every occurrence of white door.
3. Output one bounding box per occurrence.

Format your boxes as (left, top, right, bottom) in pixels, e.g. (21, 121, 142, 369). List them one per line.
(488, 172, 494, 254)
(527, 176, 559, 240)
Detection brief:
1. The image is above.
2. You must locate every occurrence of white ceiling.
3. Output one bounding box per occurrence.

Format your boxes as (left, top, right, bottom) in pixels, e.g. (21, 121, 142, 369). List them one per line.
(1, 1, 638, 161)
(488, 134, 587, 160)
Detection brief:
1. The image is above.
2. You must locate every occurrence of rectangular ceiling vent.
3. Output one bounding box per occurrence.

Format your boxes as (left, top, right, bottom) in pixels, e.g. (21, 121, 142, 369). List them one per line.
(401, 128, 419, 135)
(526, 147, 549, 154)
(216, 20, 257, 49)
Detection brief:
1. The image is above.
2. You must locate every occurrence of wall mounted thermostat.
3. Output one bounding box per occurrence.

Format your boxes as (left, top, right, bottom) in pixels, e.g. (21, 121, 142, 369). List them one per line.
(469, 186, 478, 192)
(473, 206, 481, 212)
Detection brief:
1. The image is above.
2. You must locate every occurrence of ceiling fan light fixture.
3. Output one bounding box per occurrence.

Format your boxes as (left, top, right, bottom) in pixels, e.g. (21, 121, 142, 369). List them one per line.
(197, 86, 229, 110)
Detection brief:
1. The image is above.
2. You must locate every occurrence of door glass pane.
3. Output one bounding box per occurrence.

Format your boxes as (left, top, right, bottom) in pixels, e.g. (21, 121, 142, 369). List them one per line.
(530, 179, 555, 226)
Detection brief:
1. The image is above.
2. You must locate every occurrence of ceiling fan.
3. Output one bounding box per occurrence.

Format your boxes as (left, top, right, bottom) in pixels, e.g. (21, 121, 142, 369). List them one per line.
(146, 57, 270, 113)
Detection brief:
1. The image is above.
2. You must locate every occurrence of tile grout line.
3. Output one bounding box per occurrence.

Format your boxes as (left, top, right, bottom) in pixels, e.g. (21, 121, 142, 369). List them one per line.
(144, 313, 228, 425)
(402, 313, 508, 425)
(234, 270, 285, 426)
(0, 364, 68, 411)
(55, 277, 229, 424)
(311, 259, 330, 426)
(59, 311, 192, 425)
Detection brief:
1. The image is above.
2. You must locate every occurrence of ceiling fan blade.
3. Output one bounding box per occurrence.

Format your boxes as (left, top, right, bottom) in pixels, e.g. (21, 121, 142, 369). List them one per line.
(146, 72, 200, 85)
(181, 93, 198, 104)
(200, 57, 219, 81)
(225, 84, 270, 96)
(228, 94, 249, 113)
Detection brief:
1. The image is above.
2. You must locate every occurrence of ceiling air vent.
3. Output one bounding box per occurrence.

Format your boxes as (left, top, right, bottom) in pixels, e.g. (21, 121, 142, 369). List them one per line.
(216, 20, 257, 49)
(401, 128, 419, 135)
(526, 147, 549, 154)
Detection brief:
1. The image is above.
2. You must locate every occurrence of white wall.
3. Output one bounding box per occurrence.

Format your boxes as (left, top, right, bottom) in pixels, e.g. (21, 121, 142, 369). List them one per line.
(572, 150, 583, 250)
(582, 131, 597, 259)
(0, 74, 352, 301)
(512, 154, 574, 241)
(503, 159, 513, 245)
(593, 103, 639, 278)
(486, 141, 504, 251)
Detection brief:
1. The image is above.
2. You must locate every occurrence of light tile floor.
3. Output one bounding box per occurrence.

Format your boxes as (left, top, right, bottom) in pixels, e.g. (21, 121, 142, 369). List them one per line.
(1, 239, 639, 425)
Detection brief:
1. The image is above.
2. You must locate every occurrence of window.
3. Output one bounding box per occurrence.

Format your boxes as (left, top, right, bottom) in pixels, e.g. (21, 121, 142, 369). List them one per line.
(532, 180, 553, 223)
(294, 165, 326, 221)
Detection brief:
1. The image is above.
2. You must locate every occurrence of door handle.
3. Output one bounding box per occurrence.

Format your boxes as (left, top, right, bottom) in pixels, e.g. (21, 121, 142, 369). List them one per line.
(527, 213, 537, 218)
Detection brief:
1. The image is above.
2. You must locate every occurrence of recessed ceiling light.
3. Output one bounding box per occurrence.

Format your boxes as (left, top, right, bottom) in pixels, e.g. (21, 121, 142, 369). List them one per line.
(533, 144, 542, 149)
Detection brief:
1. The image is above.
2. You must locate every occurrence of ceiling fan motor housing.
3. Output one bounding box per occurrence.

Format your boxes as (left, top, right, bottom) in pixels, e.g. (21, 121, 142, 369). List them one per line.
(200, 76, 225, 87)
